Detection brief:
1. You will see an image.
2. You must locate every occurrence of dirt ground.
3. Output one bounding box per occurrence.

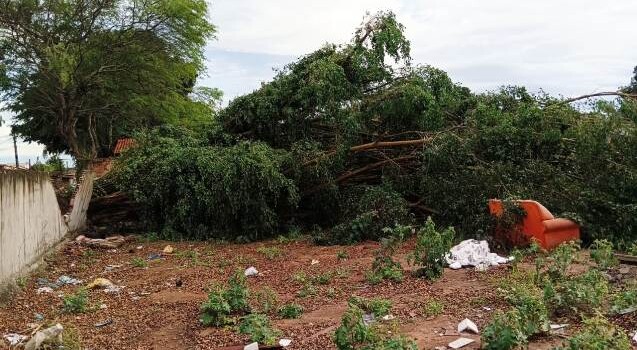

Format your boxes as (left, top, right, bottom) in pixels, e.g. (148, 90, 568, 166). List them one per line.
(1, 237, 635, 350)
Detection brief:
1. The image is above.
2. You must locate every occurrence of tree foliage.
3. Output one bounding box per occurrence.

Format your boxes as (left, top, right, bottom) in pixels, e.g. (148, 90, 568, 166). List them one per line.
(0, 0, 216, 161)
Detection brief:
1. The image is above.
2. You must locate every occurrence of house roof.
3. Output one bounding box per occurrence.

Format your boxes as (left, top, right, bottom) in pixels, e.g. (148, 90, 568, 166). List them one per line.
(113, 138, 136, 155)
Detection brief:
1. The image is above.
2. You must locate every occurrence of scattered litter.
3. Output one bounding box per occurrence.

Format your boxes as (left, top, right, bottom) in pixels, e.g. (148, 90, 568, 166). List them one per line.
(449, 261, 462, 270)
(148, 253, 162, 261)
(76, 235, 128, 249)
(362, 313, 375, 326)
(243, 342, 258, 350)
(483, 306, 492, 311)
(57, 275, 82, 286)
(434, 347, 446, 350)
(244, 266, 258, 277)
(632, 330, 636, 344)
(163, 245, 174, 254)
(617, 306, 637, 315)
(99, 304, 108, 309)
(310, 259, 319, 265)
(550, 324, 569, 330)
(448, 337, 475, 349)
(36, 278, 50, 286)
(446, 239, 512, 270)
(104, 285, 122, 294)
(279, 338, 292, 347)
(86, 278, 114, 289)
(94, 319, 113, 328)
(36, 287, 54, 294)
(24, 323, 63, 350)
(104, 264, 122, 272)
(4, 333, 27, 346)
(136, 245, 143, 250)
(457, 318, 479, 334)
(34, 313, 44, 321)
(381, 314, 395, 321)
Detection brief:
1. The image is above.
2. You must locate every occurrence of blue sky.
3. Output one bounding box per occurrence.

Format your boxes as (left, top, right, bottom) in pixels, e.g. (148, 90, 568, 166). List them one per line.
(2, 0, 636, 163)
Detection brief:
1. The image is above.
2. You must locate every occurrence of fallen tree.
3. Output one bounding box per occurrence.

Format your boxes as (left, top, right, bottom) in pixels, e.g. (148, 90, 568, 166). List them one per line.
(109, 12, 637, 247)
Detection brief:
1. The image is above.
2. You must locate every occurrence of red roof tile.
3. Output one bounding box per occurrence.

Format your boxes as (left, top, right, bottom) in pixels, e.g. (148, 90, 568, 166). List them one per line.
(113, 138, 136, 155)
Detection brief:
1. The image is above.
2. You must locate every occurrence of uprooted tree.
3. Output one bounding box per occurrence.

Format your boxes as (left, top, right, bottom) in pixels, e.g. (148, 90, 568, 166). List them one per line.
(110, 12, 637, 246)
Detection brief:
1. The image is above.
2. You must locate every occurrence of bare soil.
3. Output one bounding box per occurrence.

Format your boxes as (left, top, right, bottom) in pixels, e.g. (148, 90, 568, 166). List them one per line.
(0, 238, 635, 350)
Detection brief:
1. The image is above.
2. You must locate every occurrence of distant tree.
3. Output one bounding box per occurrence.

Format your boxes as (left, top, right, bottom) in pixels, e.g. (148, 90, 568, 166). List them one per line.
(0, 0, 216, 162)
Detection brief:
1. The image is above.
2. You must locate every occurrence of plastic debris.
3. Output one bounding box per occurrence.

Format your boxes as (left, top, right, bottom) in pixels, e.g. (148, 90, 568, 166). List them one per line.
(617, 306, 637, 315)
(310, 259, 319, 265)
(4, 333, 27, 346)
(244, 266, 258, 277)
(57, 275, 82, 286)
(446, 239, 512, 270)
(24, 323, 63, 350)
(631, 330, 637, 344)
(243, 342, 258, 350)
(163, 245, 174, 254)
(448, 337, 475, 349)
(94, 319, 113, 328)
(362, 313, 375, 326)
(36, 287, 54, 294)
(550, 324, 569, 330)
(458, 318, 479, 334)
(104, 264, 122, 272)
(86, 278, 114, 289)
(34, 313, 44, 321)
(76, 235, 127, 249)
(136, 245, 143, 250)
(381, 314, 395, 321)
(147, 253, 162, 261)
(449, 261, 462, 270)
(279, 338, 292, 347)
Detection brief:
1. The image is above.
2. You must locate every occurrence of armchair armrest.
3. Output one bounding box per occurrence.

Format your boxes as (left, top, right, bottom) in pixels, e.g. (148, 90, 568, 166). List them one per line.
(542, 218, 578, 232)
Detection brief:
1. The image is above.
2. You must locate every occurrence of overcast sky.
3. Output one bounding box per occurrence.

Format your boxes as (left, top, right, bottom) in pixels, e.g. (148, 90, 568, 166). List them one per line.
(2, 0, 636, 163)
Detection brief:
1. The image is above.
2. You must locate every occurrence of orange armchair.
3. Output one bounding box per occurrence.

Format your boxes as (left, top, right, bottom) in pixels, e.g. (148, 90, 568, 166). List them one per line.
(488, 199, 580, 250)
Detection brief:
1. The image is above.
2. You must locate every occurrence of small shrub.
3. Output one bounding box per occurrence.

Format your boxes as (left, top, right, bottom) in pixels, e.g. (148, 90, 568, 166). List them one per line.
(590, 239, 618, 270)
(297, 283, 318, 298)
(200, 288, 232, 326)
(334, 302, 379, 350)
(408, 217, 454, 280)
(422, 299, 444, 317)
(628, 242, 637, 256)
(349, 296, 392, 317)
(481, 310, 528, 350)
(544, 269, 609, 315)
(62, 289, 89, 314)
(610, 288, 637, 314)
(251, 287, 279, 314)
(256, 246, 284, 260)
(366, 225, 410, 284)
(131, 257, 148, 268)
(292, 271, 307, 284)
(504, 285, 550, 336)
(334, 297, 416, 350)
(555, 315, 631, 350)
(337, 250, 349, 260)
(223, 271, 249, 313)
(313, 272, 334, 285)
(544, 241, 580, 281)
(278, 303, 304, 319)
(238, 314, 281, 346)
(200, 272, 251, 327)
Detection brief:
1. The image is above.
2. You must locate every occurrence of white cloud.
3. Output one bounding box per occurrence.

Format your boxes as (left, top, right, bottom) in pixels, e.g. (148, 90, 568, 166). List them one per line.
(207, 0, 637, 95)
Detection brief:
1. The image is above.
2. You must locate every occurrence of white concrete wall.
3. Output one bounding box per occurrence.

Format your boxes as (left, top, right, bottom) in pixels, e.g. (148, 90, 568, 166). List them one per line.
(0, 170, 68, 290)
